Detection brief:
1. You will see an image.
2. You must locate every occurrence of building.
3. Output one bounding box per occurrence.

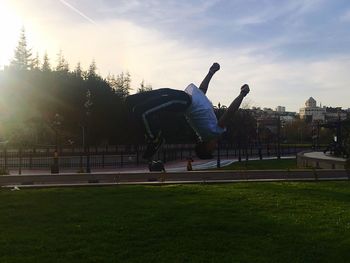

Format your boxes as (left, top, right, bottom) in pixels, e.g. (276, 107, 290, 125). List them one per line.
(276, 106, 286, 113)
(324, 107, 347, 122)
(262, 107, 274, 115)
(299, 97, 325, 122)
(280, 115, 295, 124)
(299, 97, 349, 123)
(251, 107, 296, 123)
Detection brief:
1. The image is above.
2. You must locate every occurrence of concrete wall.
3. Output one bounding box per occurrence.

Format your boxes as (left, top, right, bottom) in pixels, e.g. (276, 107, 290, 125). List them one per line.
(297, 151, 345, 169)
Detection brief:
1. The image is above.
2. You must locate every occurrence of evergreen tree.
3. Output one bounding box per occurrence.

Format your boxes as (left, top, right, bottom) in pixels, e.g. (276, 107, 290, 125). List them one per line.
(74, 62, 83, 78)
(124, 71, 131, 95)
(10, 27, 33, 70)
(1, 30, 146, 145)
(42, 52, 51, 71)
(87, 60, 97, 79)
(106, 73, 117, 92)
(56, 49, 69, 72)
(115, 72, 131, 97)
(31, 52, 40, 70)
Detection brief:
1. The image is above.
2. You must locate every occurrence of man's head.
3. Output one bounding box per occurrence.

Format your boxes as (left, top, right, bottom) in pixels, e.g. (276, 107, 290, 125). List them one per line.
(195, 139, 217, 159)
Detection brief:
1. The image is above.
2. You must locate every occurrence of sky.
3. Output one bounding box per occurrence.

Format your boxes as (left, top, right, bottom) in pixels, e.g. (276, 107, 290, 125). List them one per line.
(1, 0, 350, 112)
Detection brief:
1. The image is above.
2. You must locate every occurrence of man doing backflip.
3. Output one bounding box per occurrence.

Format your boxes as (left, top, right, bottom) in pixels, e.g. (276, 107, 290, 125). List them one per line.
(125, 63, 250, 160)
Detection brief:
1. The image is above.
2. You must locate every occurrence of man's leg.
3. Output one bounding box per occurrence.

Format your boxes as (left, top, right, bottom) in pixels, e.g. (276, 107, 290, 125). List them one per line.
(126, 89, 182, 138)
(199, 63, 220, 94)
(132, 89, 191, 140)
(218, 84, 250, 128)
(125, 91, 157, 143)
(130, 88, 191, 159)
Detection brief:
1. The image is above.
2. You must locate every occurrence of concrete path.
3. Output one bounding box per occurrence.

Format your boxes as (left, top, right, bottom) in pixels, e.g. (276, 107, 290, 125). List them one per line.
(304, 151, 346, 161)
(2, 155, 347, 189)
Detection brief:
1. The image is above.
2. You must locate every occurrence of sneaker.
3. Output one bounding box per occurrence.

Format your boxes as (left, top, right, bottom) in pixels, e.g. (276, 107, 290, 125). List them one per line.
(143, 137, 164, 159)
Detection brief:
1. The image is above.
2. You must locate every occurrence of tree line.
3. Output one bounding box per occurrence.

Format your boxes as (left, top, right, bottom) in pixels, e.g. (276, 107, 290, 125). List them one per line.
(0, 29, 154, 147)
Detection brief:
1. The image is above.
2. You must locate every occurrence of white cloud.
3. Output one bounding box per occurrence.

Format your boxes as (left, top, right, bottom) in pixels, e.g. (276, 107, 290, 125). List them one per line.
(97, 0, 221, 18)
(47, 18, 349, 112)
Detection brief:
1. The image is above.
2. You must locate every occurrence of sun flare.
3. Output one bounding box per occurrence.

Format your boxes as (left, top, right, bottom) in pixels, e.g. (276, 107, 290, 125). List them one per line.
(0, 1, 22, 67)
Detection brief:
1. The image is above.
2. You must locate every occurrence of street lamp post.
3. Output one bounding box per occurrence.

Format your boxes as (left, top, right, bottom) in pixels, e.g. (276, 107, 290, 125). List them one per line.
(217, 103, 221, 168)
(336, 113, 342, 156)
(85, 89, 93, 173)
(257, 120, 262, 160)
(277, 114, 281, 159)
(51, 113, 61, 174)
(316, 122, 320, 150)
(81, 125, 85, 150)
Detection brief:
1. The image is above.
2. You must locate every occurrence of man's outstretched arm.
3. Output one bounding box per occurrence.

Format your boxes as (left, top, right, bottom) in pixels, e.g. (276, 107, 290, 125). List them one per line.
(218, 84, 250, 128)
(199, 63, 220, 94)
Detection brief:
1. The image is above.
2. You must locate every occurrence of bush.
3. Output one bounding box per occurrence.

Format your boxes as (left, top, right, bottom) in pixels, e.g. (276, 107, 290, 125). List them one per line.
(77, 168, 85, 173)
(0, 167, 9, 175)
(345, 159, 350, 174)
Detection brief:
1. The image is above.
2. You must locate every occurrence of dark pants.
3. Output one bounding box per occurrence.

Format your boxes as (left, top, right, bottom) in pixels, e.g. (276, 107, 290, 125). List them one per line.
(125, 88, 191, 140)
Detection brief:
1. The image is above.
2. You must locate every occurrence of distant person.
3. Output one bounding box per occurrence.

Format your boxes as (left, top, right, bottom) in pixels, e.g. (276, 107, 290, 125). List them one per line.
(125, 63, 250, 160)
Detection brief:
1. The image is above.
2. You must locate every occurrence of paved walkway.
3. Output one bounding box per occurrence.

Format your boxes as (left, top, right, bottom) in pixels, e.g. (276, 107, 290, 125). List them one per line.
(304, 151, 346, 161)
(3, 156, 348, 189)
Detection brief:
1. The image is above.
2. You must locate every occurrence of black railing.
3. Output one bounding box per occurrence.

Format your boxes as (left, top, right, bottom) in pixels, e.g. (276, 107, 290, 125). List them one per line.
(0, 144, 311, 172)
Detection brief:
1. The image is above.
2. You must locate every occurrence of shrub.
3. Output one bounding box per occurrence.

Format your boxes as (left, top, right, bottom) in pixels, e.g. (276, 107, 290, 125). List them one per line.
(0, 167, 9, 175)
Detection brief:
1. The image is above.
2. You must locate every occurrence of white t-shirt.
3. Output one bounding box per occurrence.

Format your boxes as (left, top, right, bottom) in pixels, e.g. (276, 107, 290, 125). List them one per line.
(184, 83, 225, 142)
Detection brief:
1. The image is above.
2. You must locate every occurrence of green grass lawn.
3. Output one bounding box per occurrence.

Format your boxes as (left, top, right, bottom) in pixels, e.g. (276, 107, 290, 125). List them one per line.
(1, 182, 350, 262)
(221, 158, 299, 170)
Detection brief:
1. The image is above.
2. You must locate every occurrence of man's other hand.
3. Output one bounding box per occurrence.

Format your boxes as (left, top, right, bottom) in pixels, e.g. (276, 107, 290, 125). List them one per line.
(240, 84, 250, 97)
(209, 63, 220, 74)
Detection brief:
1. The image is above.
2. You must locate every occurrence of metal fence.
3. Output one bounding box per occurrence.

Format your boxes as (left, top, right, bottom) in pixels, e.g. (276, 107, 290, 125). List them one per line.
(0, 144, 311, 172)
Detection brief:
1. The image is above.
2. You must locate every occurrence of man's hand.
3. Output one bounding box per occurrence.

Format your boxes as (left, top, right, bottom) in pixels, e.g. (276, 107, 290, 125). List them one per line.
(240, 84, 250, 97)
(209, 63, 220, 74)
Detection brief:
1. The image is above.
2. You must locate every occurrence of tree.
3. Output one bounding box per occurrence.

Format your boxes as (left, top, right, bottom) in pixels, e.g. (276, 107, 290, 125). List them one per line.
(74, 62, 83, 78)
(281, 119, 305, 144)
(137, 80, 152, 93)
(56, 49, 69, 72)
(87, 60, 97, 79)
(42, 52, 51, 72)
(115, 72, 131, 97)
(123, 72, 131, 96)
(106, 73, 117, 92)
(1, 29, 144, 145)
(31, 52, 40, 70)
(10, 27, 33, 70)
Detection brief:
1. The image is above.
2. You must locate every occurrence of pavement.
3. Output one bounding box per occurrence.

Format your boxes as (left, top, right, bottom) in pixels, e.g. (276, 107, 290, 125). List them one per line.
(304, 151, 346, 161)
(4, 155, 330, 188)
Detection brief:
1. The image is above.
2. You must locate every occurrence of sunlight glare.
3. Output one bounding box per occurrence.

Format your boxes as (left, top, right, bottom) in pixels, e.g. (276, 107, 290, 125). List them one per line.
(0, 1, 22, 67)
